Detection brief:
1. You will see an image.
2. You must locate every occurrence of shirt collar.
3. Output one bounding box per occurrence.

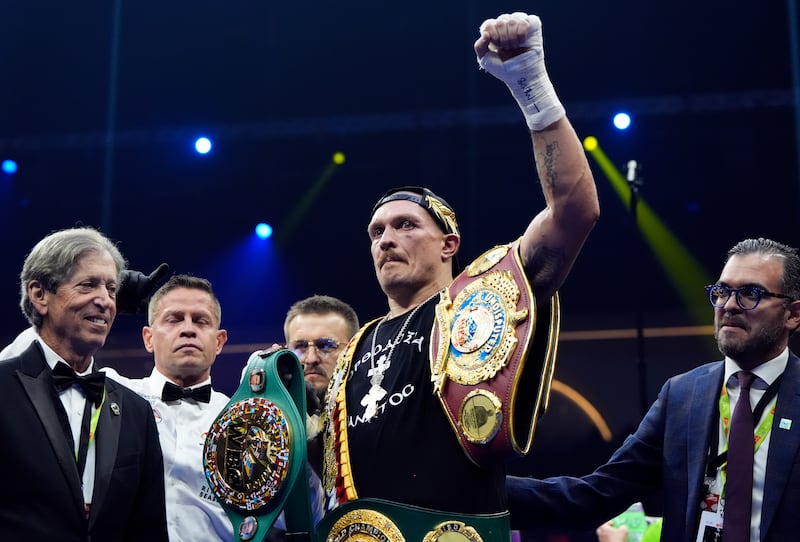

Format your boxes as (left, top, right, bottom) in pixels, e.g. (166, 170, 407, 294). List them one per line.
(724, 347, 789, 389)
(36, 337, 95, 376)
(146, 367, 212, 394)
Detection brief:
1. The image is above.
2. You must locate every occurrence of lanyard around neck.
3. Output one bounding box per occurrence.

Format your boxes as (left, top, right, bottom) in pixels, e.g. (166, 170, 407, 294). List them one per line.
(706, 374, 781, 482)
(76, 391, 105, 478)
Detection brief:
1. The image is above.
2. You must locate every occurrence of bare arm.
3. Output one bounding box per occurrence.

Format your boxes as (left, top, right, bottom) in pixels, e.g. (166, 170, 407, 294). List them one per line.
(476, 13, 599, 303)
(522, 117, 598, 302)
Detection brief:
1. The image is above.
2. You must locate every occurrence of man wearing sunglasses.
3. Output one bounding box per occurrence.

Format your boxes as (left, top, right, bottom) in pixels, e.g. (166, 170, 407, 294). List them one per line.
(284, 295, 360, 406)
(507, 238, 800, 542)
(284, 294, 359, 479)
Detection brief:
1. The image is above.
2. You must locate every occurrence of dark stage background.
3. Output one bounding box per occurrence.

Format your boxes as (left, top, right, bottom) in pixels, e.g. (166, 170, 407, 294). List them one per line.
(1, 2, 798, 539)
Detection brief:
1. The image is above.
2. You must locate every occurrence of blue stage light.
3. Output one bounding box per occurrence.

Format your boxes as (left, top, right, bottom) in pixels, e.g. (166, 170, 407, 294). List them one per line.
(613, 113, 632, 130)
(255, 223, 273, 239)
(2, 160, 18, 174)
(194, 137, 212, 154)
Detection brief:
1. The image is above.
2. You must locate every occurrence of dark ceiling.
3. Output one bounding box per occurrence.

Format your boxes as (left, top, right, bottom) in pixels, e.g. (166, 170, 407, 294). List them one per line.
(0, 0, 798, 507)
(1, 0, 798, 433)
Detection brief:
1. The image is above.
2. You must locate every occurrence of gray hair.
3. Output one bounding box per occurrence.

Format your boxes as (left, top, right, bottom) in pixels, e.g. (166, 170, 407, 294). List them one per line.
(20, 227, 127, 328)
(727, 238, 800, 301)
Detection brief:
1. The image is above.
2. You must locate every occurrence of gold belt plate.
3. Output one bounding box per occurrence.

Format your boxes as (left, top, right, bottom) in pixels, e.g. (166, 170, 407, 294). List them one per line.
(326, 508, 405, 542)
(203, 397, 292, 511)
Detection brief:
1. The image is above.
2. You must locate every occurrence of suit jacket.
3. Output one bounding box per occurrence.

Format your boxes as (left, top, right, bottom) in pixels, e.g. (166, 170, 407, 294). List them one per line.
(507, 352, 800, 542)
(0, 342, 168, 541)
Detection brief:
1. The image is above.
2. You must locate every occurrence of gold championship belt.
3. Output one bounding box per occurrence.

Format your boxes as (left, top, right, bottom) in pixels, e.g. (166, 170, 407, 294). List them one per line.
(319, 326, 513, 542)
(316, 497, 510, 542)
(203, 349, 317, 542)
(430, 240, 560, 467)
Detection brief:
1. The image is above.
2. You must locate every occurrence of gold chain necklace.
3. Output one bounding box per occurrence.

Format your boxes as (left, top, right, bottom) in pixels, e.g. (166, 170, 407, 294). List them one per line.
(360, 291, 440, 420)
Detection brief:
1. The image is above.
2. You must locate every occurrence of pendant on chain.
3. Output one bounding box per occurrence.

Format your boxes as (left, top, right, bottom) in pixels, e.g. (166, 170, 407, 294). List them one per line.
(358, 291, 439, 421)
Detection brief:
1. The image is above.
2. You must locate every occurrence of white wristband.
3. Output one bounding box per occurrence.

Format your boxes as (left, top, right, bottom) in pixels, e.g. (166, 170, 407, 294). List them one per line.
(499, 53, 565, 131)
(478, 14, 566, 131)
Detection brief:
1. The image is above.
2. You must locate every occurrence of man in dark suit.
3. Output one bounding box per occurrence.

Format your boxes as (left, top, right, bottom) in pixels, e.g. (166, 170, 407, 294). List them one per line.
(0, 227, 168, 541)
(507, 238, 800, 542)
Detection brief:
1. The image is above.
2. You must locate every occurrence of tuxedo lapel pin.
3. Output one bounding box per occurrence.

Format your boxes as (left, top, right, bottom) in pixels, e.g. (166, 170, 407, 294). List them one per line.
(779, 418, 792, 430)
(110, 402, 121, 416)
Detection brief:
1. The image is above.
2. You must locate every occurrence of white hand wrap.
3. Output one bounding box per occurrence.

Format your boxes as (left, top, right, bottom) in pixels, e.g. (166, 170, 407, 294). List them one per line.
(478, 13, 565, 131)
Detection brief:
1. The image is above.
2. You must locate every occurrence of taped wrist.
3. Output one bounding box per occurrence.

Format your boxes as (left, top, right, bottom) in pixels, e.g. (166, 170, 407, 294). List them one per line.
(480, 49, 565, 131)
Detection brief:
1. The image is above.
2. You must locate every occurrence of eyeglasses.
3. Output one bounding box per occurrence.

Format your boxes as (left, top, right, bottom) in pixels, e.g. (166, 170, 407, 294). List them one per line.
(704, 284, 793, 311)
(290, 338, 341, 359)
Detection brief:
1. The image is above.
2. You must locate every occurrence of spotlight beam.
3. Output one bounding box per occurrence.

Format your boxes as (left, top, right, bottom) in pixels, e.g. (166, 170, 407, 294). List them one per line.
(583, 137, 713, 325)
(276, 154, 344, 245)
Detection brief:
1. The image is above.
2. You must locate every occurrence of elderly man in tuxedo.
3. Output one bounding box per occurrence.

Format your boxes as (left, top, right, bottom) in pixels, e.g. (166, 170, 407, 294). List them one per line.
(0, 227, 167, 541)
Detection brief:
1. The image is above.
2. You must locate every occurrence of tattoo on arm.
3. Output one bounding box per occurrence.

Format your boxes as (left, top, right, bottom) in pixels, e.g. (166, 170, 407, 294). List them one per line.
(538, 140, 561, 189)
(527, 244, 566, 298)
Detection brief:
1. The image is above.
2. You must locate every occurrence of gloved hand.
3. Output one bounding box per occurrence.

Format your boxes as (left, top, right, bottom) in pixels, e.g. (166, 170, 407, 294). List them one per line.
(117, 263, 170, 314)
(475, 12, 565, 131)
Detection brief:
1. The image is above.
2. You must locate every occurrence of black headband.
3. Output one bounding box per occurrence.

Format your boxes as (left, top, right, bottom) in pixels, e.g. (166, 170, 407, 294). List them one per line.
(372, 186, 461, 275)
(371, 186, 460, 236)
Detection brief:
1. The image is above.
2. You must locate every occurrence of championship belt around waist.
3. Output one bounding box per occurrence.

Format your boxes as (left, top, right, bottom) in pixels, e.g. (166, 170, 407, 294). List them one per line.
(430, 241, 561, 467)
(203, 349, 317, 542)
(316, 498, 511, 542)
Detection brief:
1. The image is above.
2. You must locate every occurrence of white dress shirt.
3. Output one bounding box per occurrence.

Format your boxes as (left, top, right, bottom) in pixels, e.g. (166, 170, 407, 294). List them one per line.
(102, 367, 234, 542)
(2, 329, 324, 539)
(38, 338, 99, 509)
(103, 367, 325, 541)
(719, 348, 789, 542)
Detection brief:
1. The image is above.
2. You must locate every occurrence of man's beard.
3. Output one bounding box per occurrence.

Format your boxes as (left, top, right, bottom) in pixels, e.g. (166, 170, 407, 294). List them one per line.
(717, 319, 784, 365)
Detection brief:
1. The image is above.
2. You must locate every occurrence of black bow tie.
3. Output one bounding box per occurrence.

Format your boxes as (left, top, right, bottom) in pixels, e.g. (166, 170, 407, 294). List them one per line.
(51, 363, 106, 407)
(161, 381, 212, 403)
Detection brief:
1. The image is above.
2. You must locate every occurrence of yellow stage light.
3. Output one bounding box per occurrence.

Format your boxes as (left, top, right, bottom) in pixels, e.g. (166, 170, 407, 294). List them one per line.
(276, 154, 345, 244)
(585, 138, 713, 325)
